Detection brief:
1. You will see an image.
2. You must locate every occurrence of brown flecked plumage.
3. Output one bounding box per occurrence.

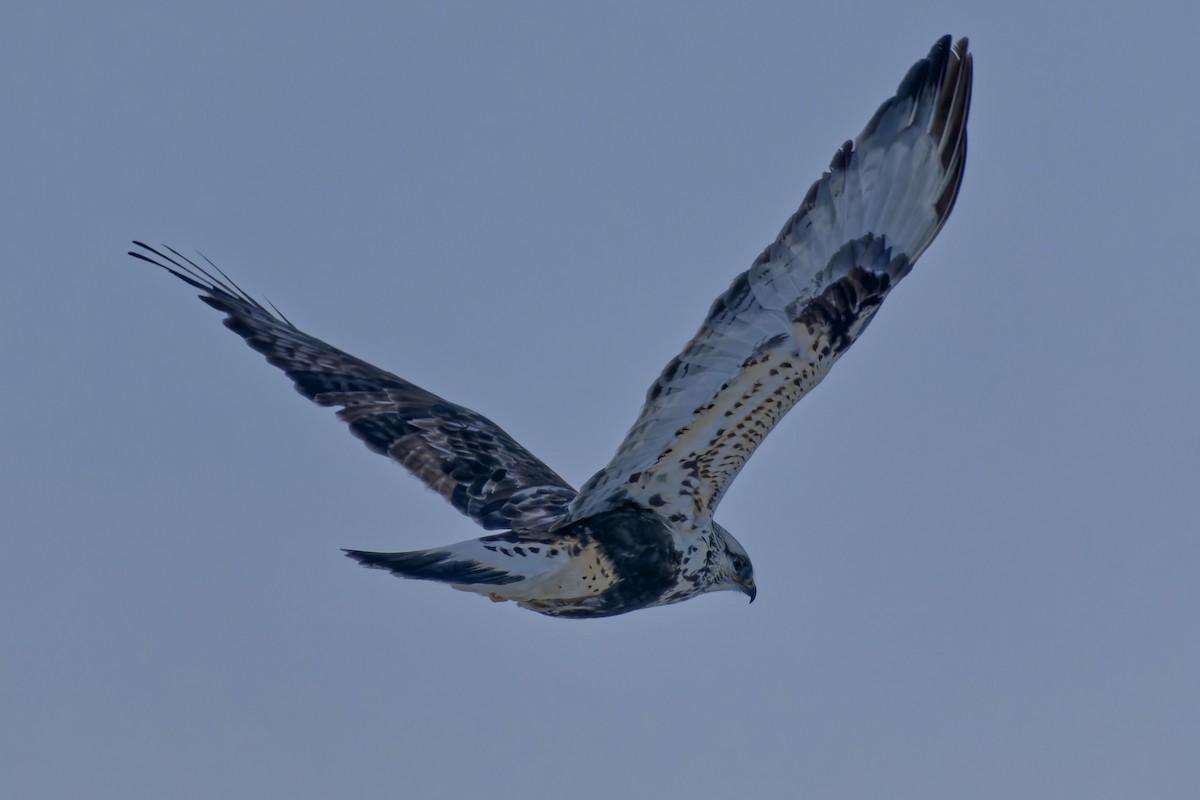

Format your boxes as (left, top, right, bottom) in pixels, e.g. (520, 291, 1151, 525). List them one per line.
(130, 36, 971, 618)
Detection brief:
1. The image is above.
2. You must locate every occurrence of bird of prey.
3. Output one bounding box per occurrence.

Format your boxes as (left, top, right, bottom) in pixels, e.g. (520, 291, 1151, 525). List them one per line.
(131, 36, 971, 618)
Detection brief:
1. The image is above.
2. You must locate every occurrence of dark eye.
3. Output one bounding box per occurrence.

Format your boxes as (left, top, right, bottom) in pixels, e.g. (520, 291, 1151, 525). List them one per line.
(731, 554, 747, 572)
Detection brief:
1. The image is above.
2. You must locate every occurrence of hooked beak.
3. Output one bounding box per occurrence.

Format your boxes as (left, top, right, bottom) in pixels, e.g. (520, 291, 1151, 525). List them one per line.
(742, 579, 757, 604)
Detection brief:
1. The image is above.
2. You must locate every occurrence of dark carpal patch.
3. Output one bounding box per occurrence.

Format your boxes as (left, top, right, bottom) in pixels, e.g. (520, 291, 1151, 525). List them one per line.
(795, 241, 911, 357)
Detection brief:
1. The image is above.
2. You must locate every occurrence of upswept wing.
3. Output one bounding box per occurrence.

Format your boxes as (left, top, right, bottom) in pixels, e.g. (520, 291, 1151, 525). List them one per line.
(567, 36, 972, 526)
(130, 243, 576, 531)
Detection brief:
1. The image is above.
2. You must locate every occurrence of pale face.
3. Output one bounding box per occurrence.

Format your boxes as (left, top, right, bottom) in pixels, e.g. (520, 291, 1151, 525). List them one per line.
(711, 523, 756, 601)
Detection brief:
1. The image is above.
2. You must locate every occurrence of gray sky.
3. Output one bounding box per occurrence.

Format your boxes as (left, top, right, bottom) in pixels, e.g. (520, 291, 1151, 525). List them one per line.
(4, 2, 1198, 798)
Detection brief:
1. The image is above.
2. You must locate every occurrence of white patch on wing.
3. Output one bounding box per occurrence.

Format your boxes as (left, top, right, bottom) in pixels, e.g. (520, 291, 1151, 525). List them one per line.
(622, 237, 904, 523)
(448, 539, 616, 602)
(632, 350, 817, 518)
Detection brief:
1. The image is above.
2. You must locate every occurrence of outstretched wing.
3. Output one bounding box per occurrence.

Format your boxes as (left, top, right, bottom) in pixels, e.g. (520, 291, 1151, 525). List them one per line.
(567, 36, 972, 526)
(130, 243, 576, 531)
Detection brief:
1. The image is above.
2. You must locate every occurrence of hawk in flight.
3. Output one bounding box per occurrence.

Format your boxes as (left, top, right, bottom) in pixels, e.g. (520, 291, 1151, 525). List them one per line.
(131, 36, 971, 618)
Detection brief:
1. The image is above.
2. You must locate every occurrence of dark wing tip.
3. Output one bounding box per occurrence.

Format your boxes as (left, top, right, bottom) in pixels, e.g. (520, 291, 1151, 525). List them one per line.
(884, 36, 973, 225)
(930, 37, 973, 221)
(129, 242, 208, 293)
(128, 240, 290, 325)
(929, 34, 953, 61)
(838, 35, 973, 223)
(897, 35, 969, 103)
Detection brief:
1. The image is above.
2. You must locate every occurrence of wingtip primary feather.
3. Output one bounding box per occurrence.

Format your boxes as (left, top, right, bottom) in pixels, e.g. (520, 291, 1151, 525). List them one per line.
(127, 240, 295, 327)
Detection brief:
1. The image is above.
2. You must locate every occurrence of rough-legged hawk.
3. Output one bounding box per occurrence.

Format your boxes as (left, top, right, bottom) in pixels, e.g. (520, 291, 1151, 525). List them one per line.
(130, 36, 972, 618)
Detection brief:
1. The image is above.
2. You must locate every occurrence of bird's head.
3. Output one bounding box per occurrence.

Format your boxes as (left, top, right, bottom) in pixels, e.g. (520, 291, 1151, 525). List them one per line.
(711, 522, 756, 603)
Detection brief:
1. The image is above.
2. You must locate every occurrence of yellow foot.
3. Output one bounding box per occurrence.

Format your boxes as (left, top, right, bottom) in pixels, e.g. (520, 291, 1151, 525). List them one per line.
(488, 593, 507, 603)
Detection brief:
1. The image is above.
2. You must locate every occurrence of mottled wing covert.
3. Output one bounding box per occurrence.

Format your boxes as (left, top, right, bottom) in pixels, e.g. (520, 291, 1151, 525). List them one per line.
(130, 243, 576, 531)
(568, 36, 972, 526)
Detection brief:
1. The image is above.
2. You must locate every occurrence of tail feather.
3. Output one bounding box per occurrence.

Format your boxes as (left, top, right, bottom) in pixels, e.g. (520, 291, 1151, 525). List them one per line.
(343, 548, 525, 586)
